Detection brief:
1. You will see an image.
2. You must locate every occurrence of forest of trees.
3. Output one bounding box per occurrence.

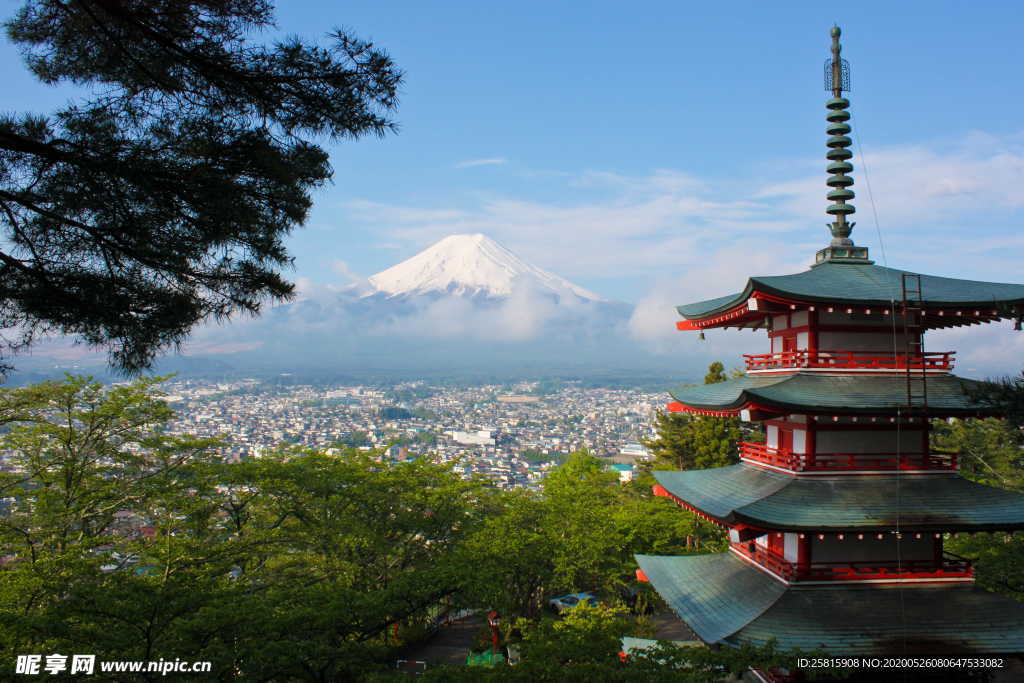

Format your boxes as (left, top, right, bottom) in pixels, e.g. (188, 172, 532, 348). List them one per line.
(3, 372, 1020, 679)
(0, 375, 813, 680)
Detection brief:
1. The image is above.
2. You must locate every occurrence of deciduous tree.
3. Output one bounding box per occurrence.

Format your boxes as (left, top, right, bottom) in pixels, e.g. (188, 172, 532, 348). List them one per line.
(934, 415, 1024, 602)
(0, 376, 486, 680)
(933, 417, 1024, 491)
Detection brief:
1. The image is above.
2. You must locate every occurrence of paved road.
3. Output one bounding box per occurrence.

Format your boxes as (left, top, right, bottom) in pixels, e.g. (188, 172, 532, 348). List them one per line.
(650, 610, 700, 642)
(398, 614, 487, 668)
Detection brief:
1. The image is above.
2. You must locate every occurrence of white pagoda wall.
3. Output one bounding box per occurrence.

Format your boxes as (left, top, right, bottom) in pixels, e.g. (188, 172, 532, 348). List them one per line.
(772, 312, 810, 330)
(784, 533, 799, 562)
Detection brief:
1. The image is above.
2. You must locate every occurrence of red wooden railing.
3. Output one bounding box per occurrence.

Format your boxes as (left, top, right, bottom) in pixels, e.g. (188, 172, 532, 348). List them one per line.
(738, 442, 958, 472)
(743, 350, 954, 372)
(733, 543, 973, 582)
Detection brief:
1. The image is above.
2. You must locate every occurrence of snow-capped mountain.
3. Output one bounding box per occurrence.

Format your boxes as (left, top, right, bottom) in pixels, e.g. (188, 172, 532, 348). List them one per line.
(46, 232, 660, 380)
(367, 233, 604, 302)
(10, 233, 700, 382)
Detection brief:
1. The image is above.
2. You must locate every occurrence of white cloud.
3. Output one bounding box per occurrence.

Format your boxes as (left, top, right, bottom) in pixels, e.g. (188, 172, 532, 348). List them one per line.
(342, 128, 1024, 312)
(929, 321, 1024, 379)
(178, 340, 264, 356)
(454, 157, 508, 168)
(342, 170, 802, 285)
(366, 286, 561, 343)
(329, 260, 374, 293)
(627, 239, 807, 358)
(758, 131, 1024, 241)
(22, 336, 106, 363)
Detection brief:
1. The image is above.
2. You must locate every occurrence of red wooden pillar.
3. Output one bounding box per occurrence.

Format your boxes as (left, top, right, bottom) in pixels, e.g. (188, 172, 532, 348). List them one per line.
(779, 429, 793, 467)
(797, 534, 811, 578)
(806, 420, 817, 470)
(808, 309, 819, 358)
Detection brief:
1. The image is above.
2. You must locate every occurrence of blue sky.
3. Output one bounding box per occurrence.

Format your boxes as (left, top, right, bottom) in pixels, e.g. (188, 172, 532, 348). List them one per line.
(281, 1, 1024, 298)
(5, 1, 1024, 372)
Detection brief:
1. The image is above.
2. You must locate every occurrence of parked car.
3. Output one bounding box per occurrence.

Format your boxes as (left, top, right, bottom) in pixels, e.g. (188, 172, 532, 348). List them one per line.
(548, 592, 599, 614)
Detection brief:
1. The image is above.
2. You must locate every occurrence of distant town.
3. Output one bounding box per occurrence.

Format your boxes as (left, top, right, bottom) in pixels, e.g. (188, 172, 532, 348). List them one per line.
(160, 378, 661, 489)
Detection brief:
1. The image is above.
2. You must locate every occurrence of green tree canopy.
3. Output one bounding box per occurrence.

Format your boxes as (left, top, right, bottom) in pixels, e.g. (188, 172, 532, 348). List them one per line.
(379, 406, 413, 420)
(934, 415, 1024, 602)
(642, 362, 742, 471)
(0, 376, 488, 680)
(703, 361, 727, 385)
(1, 1, 400, 372)
(457, 452, 726, 620)
(933, 417, 1024, 491)
(642, 410, 740, 471)
(0, 377, 804, 678)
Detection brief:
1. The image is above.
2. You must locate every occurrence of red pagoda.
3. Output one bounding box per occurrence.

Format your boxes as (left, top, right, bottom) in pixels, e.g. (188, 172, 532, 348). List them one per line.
(636, 27, 1024, 660)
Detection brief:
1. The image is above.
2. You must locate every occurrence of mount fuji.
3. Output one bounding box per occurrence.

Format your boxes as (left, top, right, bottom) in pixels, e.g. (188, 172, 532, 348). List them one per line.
(366, 233, 604, 303)
(206, 232, 644, 374)
(17, 234, 676, 382)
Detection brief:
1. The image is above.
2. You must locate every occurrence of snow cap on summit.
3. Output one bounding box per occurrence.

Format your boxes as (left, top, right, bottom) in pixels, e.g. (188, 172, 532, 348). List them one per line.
(368, 234, 604, 301)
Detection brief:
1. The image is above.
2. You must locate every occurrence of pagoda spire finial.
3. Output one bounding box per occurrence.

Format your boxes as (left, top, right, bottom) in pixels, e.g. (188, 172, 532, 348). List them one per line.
(815, 26, 872, 266)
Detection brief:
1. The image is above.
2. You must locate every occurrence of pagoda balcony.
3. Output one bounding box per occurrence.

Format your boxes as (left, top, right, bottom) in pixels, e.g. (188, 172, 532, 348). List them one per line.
(743, 350, 955, 372)
(739, 442, 958, 473)
(733, 543, 973, 583)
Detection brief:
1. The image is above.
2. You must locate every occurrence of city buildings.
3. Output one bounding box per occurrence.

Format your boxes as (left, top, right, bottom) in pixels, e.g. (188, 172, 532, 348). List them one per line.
(156, 379, 660, 489)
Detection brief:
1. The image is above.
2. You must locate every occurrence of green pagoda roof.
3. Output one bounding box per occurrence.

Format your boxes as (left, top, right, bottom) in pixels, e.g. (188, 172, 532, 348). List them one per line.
(636, 553, 786, 643)
(668, 372, 994, 417)
(678, 262, 1024, 320)
(636, 552, 1024, 654)
(654, 465, 1024, 531)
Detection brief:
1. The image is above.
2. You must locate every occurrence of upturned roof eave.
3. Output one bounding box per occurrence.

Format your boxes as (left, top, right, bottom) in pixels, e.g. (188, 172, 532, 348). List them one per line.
(667, 392, 1001, 418)
(675, 283, 753, 321)
(730, 511, 1024, 533)
(654, 466, 1024, 532)
(675, 265, 1024, 322)
(634, 552, 786, 645)
(667, 373, 999, 417)
(637, 551, 1024, 654)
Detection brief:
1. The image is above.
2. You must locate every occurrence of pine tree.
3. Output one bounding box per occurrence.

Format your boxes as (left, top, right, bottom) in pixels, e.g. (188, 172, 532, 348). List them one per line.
(703, 361, 727, 384)
(0, 1, 401, 372)
(642, 362, 741, 470)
